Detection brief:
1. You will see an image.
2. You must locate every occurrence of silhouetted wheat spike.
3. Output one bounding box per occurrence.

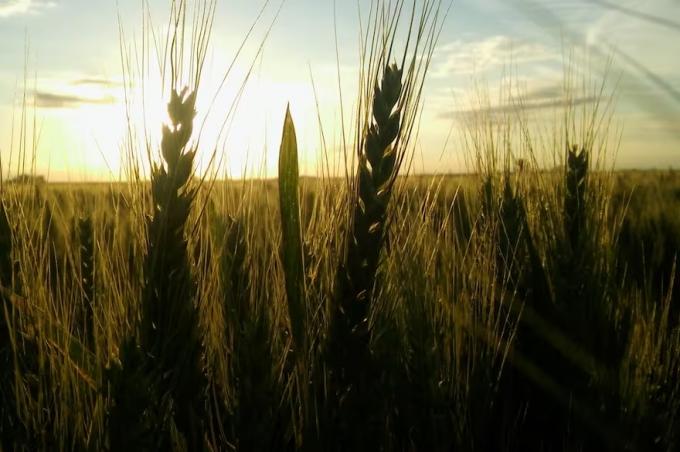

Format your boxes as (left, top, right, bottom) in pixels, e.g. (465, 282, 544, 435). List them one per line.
(496, 176, 569, 450)
(219, 216, 250, 325)
(481, 175, 496, 224)
(40, 197, 62, 303)
(110, 87, 207, 450)
(1, 198, 52, 450)
(561, 146, 594, 345)
(108, 340, 174, 450)
(142, 87, 207, 450)
(336, 63, 402, 331)
(77, 215, 95, 347)
(0, 199, 17, 450)
(563, 145, 633, 448)
(329, 63, 403, 449)
(498, 177, 524, 285)
(211, 214, 282, 449)
(565, 145, 589, 253)
(0, 201, 11, 290)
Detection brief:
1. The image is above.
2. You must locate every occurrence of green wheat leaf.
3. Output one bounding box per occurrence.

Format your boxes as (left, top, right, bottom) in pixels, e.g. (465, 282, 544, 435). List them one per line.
(278, 105, 307, 354)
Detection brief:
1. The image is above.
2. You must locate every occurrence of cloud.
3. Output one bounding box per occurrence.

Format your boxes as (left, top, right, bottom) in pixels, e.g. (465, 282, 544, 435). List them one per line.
(71, 78, 122, 88)
(440, 81, 601, 120)
(0, 0, 55, 18)
(34, 90, 116, 109)
(0, 0, 30, 17)
(588, 0, 680, 33)
(431, 35, 558, 78)
(522, 84, 563, 101)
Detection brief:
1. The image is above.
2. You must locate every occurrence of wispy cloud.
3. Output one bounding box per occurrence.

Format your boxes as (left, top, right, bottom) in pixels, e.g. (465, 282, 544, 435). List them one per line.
(506, 0, 680, 141)
(0, 0, 56, 18)
(441, 96, 599, 120)
(34, 90, 116, 109)
(71, 78, 122, 88)
(588, 0, 680, 33)
(440, 81, 600, 120)
(431, 35, 558, 78)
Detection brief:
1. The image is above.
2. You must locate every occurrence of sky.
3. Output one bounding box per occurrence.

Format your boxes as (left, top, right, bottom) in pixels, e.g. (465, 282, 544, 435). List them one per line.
(0, 0, 678, 181)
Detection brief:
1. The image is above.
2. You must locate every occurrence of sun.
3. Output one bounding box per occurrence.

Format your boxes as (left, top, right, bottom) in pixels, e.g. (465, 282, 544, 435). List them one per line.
(15, 61, 328, 182)
(204, 75, 321, 178)
(118, 66, 324, 180)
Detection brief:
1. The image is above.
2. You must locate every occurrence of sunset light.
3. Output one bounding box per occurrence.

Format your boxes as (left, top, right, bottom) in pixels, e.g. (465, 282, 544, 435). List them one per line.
(0, 1, 678, 450)
(1, 0, 678, 182)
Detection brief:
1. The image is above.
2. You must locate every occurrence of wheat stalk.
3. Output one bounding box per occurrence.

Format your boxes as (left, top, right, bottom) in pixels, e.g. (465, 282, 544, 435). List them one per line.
(326, 1, 446, 447)
(0, 198, 18, 450)
(339, 63, 403, 309)
(565, 145, 589, 253)
(110, 87, 208, 450)
(143, 87, 207, 449)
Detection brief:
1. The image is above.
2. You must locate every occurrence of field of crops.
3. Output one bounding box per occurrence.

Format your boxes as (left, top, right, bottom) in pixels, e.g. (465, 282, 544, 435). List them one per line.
(1, 1, 679, 451)
(1, 160, 678, 451)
